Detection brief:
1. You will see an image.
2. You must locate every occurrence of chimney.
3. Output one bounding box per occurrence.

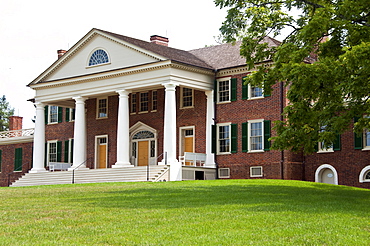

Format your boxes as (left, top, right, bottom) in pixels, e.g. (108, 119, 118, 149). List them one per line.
(57, 49, 67, 59)
(150, 35, 169, 46)
(9, 116, 23, 131)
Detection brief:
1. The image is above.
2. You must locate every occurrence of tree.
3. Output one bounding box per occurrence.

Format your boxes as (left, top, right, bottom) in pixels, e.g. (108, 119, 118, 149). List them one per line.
(0, 95, 15, 131)
(215, 0, 370, 153)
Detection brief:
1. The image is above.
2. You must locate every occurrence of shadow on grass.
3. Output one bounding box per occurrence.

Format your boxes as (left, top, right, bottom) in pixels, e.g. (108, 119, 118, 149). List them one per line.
(69, 180, 370, 215)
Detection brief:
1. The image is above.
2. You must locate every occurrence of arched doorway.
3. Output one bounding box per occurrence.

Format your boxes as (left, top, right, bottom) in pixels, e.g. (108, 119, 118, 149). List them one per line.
(315, 164, 338, 185)
(130, 122, 157, 167)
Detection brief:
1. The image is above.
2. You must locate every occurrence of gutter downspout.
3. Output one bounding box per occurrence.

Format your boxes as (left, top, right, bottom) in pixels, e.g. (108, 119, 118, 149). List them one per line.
(280, 81, 285, 180)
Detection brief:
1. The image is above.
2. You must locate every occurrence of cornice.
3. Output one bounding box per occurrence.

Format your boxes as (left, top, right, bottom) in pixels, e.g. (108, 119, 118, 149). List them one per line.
(31, 61, 214, 90)
(216, 61, 273, 77)
(0, 136, 34, 145)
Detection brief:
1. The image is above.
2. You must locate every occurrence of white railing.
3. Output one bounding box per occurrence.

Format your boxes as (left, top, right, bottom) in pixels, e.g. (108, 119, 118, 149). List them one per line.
(179, 152, 206, 167)
(0, 128, 35, 138)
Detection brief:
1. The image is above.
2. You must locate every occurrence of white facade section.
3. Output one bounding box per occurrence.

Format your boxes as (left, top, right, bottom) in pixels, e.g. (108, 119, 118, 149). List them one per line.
(71, 96, 88, 169)
(30, 102, 47, 173)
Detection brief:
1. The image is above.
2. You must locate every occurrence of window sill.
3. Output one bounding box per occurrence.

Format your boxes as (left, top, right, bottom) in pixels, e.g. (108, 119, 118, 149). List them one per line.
(47, 122, 59, 125)
(248, 96, 264, 100)
(151, 110, 157, 113)
(217, 101, 231, 104)
(180, 106, 194, 109)
(248, 150, 264, 153)
(217, 152, 231, 155)
(86, 62, 111, 69)
(130, 112, 136, 115)
(362, 147, 370, 151)
(317, 149, 334, 153)
(96, 117, 108, 120)
(138, 111, 148, 114)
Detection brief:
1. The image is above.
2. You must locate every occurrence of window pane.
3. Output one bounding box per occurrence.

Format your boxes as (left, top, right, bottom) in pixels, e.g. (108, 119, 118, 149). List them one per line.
(131, 94, 137, 113)
(89, 49, 109, 66)
(218, 81, 230, 102)
(182, 88, 193, 107)
(49, 142, 57, 163)
(98, 99, 107, 118)
(140, 92, 149, 112)
(49, 106, 58, 123)
(366, 131, 370, 147)
(218, 125, 230, 153)
(251, 86, 263, 97)
(152, 91, 157, 111)
(250, 122, 262, 150)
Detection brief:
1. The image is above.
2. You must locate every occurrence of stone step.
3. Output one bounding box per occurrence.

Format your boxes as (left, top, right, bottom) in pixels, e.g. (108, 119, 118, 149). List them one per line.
(11, 166, 169, 187)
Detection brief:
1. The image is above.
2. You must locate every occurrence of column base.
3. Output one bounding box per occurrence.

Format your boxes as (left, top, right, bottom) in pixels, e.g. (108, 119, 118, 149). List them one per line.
(29, 168, 48, 173)
(169, 161, 182, 181)
(111, 162, 134, 168)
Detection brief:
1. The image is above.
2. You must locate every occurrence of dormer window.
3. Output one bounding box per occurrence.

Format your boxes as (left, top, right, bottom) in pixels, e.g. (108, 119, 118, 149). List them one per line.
(88, 49, 109, 66)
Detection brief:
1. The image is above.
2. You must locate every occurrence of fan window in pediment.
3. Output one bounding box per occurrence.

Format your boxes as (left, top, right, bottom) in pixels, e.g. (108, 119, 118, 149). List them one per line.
(88, 49, 109, 66)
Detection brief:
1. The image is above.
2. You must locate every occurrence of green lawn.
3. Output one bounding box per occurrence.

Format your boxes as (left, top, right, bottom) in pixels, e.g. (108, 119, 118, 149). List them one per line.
(0, 179, 369, 246)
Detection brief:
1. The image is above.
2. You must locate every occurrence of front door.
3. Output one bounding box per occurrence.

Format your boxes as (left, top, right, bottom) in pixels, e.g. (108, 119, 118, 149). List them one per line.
(138, 140, 149, 166)
(97, 137, 107, 169)
(180, 128, 194, 166)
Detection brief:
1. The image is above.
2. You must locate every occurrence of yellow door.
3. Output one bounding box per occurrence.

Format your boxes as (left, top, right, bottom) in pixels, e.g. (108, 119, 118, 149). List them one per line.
(98, 144, 107, 169)
(184, 137, 193, 166)
(138, 141, 149, 166)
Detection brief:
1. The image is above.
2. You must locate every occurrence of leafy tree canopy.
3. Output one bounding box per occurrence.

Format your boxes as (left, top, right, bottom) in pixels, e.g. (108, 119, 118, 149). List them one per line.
(215, 0, 370, 153)
(0, 95, 15, 131)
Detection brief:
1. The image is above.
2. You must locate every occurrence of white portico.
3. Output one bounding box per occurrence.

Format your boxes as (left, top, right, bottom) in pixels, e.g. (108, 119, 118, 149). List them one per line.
(28, 28, 216, 181)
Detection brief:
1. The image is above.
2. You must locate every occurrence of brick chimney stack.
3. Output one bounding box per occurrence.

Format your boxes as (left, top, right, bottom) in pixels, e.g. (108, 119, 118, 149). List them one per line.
(150, 35, 169, 46)
(57, 49, 67, 59)
(9, 116, 23, 131)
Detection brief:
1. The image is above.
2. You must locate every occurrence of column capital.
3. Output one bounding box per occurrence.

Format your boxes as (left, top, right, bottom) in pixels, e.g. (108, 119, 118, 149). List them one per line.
(205, 90, 214, 98)
(34, 101, 45, 109)
(116, 89, 131, 97)
(162, 82, 179, 91)
(72, 96, 88, 103)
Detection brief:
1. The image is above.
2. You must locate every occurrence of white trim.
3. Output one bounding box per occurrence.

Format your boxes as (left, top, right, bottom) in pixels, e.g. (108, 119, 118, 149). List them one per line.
(129, 122, 157, 166)
(48, 105, 59, 124)
(94, 135, 108, 169)
(46, 140, 59, 166)
(248, 119, 265, 153)
(218, 168, 230, 178)
(250, 166, 263, 177)
(179, 126, 195, 157)
(359, 165, 370, 183)
(86, 47, 111, 68)
(216, 122, 231, 155)
(216, 77, 231, 103)
(180, 87, 194, 109)
(96, 97, 108, 119)
(315, 164, 338, 185)
(248, 84, 264, 100)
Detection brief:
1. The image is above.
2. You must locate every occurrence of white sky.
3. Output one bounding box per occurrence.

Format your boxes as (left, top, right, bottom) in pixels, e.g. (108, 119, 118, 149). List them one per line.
(0, 0, 227, 129)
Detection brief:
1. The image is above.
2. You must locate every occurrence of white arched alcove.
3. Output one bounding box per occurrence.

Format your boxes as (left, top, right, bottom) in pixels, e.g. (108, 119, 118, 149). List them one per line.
(315, 164, 338, 185)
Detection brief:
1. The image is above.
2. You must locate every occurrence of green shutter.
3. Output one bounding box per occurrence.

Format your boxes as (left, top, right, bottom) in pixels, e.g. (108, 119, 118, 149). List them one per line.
(66, 108, 70, 122)
(14, 148, 22, 171)
(263, 89, 271, 97)
(45, 143, 48, 167)
(231, 124, 237, 153)
(333, 134, 341, 151)
(58, 107, 63, 123)
(71, 139, 74, 163)
(264, 120, 271, 151)
(214, 80, 218, 103)
(242, 122, 248, 152)
(242, 77, 248, 100)
(354, 117, 363, 149)
(44, 106, 49, 124)
(231, 78, 237, 101)
(64, 140, 69, 163)
(57, 141, 62, 162)
(211, 125, 217, 153)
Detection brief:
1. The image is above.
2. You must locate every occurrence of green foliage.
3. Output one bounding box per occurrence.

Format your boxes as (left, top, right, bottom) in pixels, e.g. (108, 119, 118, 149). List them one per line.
(215, 0, 370, 153)
(0, 95, 14, 131)
(0, 180, 369, 245)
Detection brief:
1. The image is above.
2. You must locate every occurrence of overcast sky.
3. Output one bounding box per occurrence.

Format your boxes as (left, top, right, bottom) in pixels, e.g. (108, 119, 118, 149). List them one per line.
(0, 0, 228, 129)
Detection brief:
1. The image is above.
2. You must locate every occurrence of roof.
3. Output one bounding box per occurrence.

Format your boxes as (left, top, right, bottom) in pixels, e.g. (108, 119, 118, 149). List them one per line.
(189, 37, 281, 70)
(96, 29, 214, 70)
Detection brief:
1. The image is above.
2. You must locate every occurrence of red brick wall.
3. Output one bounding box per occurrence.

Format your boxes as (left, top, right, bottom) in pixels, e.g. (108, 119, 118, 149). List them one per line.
(0, 142, 33, 186)
(304, 126, 370, 189)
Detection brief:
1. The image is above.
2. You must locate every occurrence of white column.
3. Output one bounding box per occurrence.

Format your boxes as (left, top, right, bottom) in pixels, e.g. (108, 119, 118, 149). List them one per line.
(30, 102, 47, 173)
(205, 90, 216, 167)
(112, 89, 133, 168)
(70, 96, 88, 170)
(162, 82, 182, 181)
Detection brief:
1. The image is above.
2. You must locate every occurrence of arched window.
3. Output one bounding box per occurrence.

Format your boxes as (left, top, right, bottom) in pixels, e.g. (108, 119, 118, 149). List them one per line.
(359, 166, 370, 183)
(133, 131, 155, 139)
(88, 49, 109, 66)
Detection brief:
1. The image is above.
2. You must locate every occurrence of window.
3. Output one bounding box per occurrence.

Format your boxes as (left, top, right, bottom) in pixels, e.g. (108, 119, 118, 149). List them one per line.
(250, 166, 263, 177)
(317, 126, 340, 152)
(181, 88, 193, 108)
(152, 90, 157, 111)
(214, 123, 237, 154)
(64, 139, 73, 163)
(150, 140, 156, 158)
(242, 120, 271, 152)
(216, 78, 237, 103)
(359, 166, 370, 183)
(46, 105, 62, 124)
(66, 108, 75, 122)
(242, 76, 270, 99)
(218, 168, 230, 178)
(97, 98, 108, 118)
(47, 141, 62, 165)
(14, 148, 22, 171)
(355, 116, 370, 150)
(139, 92, 149, 112)
(131, 93, 137, 113)
(88, 49, 109, 66)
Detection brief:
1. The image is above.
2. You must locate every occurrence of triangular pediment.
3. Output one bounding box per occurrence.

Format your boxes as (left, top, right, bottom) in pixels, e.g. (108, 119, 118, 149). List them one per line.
(30, 29, 167, 85)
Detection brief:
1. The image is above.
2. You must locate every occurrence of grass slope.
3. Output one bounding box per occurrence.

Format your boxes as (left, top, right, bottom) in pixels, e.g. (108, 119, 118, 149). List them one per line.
(0, 179, 369, 245)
